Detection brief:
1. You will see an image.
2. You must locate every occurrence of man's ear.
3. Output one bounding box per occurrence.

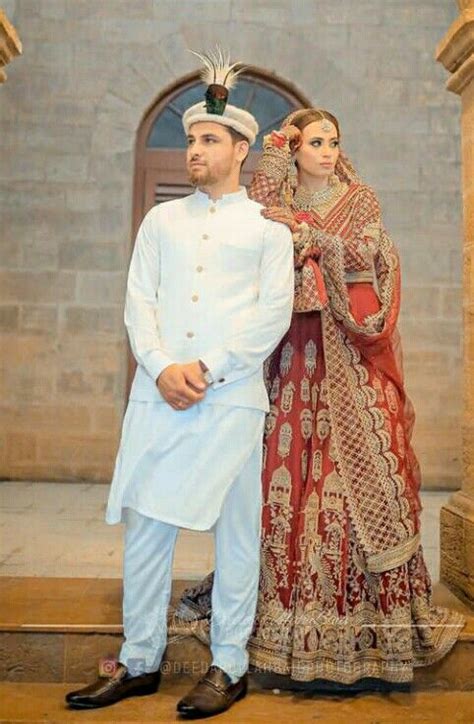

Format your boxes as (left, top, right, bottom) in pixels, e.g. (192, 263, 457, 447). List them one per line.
(236, 140, 250, 162)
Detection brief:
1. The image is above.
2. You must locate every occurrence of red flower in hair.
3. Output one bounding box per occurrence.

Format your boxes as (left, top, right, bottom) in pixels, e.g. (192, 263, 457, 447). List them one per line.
(270, 131, 287, 148)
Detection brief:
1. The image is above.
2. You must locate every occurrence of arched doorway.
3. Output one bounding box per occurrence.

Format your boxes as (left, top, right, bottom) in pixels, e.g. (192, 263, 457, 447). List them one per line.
(128, 68, 311, 391)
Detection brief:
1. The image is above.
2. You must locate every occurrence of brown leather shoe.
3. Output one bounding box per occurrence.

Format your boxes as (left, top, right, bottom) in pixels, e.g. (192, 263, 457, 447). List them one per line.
(177, 665, 247, 718)
(65, 663, 161, 709)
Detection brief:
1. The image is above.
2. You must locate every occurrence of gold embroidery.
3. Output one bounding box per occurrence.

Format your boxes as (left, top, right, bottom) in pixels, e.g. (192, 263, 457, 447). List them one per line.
(300, 377, 310, 403)
(279, 341, 294, 376)
(278, 422, 293, 458)
(300, 409, 313, 441)
(281, 382, 296, 415)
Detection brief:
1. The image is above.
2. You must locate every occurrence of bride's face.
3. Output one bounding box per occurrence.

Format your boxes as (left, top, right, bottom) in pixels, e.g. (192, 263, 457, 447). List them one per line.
(294, 120, 340, 181)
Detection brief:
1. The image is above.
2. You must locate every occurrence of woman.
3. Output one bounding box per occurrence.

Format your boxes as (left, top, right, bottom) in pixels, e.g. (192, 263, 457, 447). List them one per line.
(177, 108, 464, 686)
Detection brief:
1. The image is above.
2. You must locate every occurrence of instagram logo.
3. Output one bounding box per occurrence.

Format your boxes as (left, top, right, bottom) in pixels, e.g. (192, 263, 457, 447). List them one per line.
(98, 656, 118, 677)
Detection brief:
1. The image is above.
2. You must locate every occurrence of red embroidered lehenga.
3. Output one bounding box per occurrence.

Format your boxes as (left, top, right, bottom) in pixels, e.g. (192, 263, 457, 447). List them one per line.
(175, 117, 464, 685)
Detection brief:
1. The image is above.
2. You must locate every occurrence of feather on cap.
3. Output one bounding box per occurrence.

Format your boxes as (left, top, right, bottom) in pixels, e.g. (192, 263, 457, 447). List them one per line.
(190, 47, 244, 91)
(183, 46, 259, 145)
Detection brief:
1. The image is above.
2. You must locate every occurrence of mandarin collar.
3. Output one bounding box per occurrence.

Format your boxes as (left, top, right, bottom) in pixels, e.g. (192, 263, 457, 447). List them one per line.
(192, 186, 248, 208)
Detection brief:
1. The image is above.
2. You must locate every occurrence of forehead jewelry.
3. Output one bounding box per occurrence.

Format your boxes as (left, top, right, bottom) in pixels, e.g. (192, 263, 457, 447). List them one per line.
(320, 117, 332, 132)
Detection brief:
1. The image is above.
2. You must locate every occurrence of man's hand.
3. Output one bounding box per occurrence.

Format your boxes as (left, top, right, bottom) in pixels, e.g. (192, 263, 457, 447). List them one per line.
(156, 363, 206, 411)
(181, 361, 208, 393)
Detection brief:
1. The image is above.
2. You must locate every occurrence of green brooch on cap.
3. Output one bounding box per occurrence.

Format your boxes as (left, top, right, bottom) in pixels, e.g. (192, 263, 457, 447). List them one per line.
(191, 47, 244, 116)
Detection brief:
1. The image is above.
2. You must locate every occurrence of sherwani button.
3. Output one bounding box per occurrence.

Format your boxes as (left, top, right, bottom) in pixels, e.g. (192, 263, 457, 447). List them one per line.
(192, 295, 199, 302)
(209, 207, 216, 214)
(196, 265, 204, 273)
(186, 331, 195, 338)
(202, 234, 209, 240)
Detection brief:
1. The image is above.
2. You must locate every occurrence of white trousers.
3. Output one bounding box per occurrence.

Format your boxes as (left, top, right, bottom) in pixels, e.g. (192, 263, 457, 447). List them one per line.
(118, 436, 263, 681)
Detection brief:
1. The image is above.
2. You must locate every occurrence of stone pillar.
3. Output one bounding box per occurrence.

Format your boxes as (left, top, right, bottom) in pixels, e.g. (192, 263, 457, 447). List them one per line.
(437, 0, 474, 605)
(0, 10, 22, 83)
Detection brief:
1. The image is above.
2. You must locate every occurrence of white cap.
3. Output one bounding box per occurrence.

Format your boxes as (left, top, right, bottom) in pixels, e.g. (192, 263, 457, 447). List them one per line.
(182, 102, 259, 146)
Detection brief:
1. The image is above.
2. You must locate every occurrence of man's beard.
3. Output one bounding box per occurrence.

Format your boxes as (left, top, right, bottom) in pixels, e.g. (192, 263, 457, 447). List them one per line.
(187, 165, 218, 187)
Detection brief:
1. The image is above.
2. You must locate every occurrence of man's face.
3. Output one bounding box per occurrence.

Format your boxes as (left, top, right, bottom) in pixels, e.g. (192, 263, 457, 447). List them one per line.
(186, 122, 247, 187)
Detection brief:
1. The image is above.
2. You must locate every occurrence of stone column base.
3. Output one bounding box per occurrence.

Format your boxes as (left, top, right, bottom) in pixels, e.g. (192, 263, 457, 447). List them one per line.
(440, 491, 474, 607)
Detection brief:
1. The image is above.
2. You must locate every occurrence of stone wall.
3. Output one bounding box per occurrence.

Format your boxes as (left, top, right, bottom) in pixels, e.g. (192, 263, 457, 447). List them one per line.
(0, 0, 461, 485)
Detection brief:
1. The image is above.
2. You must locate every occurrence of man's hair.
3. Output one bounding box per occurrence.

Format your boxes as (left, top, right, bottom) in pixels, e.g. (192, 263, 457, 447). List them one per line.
(226, 125, 250, 167)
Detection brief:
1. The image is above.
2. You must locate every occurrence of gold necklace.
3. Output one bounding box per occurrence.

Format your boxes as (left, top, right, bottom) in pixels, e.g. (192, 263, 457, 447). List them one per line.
(293, 175, 346, 215)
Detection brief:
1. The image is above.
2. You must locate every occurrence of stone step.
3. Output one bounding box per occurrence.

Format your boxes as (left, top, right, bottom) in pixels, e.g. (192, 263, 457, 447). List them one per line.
(1, 681, 474, 723)
(0, 576, 473, 690)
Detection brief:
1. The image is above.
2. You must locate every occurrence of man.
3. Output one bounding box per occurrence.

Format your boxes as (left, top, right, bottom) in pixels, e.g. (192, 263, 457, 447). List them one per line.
(65, 51, 294, 718)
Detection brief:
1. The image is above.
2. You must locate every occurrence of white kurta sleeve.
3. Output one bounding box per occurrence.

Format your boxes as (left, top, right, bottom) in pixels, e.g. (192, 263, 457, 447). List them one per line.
(124, 208, 174, 381)
(202, 220, 294, 388)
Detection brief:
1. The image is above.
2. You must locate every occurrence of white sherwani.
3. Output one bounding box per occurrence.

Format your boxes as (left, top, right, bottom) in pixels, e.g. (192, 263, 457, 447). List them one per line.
(106, 187, 294, 529)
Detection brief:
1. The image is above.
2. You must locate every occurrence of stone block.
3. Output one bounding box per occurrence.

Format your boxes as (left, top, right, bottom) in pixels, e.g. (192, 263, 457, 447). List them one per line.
(0, 149, 45, 182)
(64, 633, 122, 683)
(68, 0, 154, 20)
(0, 403, 91, 434)
(20, 305, 58, 335)
(91, 405, 123, 434)
(64, 182, 131, 215)
(65, 186, 102, 213)
(440, 506, 474, 605)
(426, 190, 462, 226)
(420, 160, 461, 193)
(430, 105, 462, 136)
(5, 432, 36, 465)
(2, 368, 54, 405)
(400, 285, 442, 318)
(364, 159, 419, 193)
(22, 123, 91, 155)
(56, 370, 116, 400)
(403, 348, 453, 376)
(37, 0, 67, 20)
(398, 319, 460, 349)
(381, 3, 456, 28)
(28, 39, 74, 71)
(442, 287, 462, 318)
(21, 238, 59, 271)
(156, 0, 230, 22)
(57, 338, 124, 375)
(75, 272, 125, 306)
(37, 433, 116, 466)
(408, 79, 459, 108)
(0, 272, 75, 304)
(47, 208, 128, 245)
(0, 632, 64, 683)
(17, 96, 98, 128)
(0, 180, 66, 209)
(61, 306, 123, 336)
(44, 154, 89, 183)
(59, 242, 124, 272)
(0, 237, 21, 269)
(0, 305, 19, 331)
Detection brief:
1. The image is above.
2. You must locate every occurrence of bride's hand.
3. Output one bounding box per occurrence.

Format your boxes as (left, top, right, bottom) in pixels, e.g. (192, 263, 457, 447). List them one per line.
(261, 206, 299, 233)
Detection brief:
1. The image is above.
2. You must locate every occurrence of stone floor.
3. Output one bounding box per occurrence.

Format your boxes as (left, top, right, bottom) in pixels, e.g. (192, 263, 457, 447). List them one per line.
(0, 481, 449, 581)
(1, 681, 474, 722)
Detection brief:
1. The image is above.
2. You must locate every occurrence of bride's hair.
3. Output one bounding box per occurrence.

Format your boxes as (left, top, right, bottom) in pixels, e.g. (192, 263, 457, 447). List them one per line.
(288, 108, 340, 137)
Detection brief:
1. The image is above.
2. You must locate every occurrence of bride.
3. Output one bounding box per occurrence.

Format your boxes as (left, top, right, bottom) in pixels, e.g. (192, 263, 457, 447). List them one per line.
(176, 108, 464, 686)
